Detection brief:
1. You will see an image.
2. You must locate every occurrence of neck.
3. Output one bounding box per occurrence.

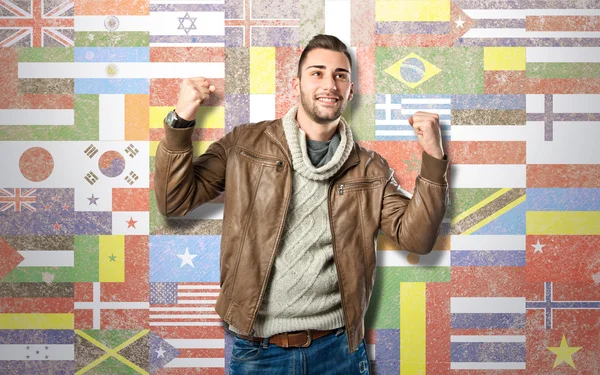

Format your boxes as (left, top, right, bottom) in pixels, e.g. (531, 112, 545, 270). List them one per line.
(296, 104, 339, 141)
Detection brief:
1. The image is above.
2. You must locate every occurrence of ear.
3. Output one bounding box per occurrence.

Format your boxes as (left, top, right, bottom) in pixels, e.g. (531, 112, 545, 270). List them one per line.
(292, 76, 300, 97)
(348, 82, 354, 101)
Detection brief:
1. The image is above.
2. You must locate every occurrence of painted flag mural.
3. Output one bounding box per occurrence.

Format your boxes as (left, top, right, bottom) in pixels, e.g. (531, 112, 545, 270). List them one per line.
(1, 0, 599, 373)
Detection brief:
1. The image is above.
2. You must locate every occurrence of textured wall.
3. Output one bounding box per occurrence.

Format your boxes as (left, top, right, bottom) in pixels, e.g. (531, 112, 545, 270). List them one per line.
(1, 0, 599, 374)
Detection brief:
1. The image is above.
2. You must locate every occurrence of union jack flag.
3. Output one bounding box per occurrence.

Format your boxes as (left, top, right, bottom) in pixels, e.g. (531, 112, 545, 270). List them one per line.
(0, 188, 36, 212)
(0, 0, 74, 47)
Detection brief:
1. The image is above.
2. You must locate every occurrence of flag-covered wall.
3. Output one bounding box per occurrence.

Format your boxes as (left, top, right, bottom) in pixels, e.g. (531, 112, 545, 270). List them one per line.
(1, 0, 599, 374)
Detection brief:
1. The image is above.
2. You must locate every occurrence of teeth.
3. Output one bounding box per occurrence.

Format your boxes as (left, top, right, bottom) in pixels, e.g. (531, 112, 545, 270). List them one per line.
(318, 98, 337, 102)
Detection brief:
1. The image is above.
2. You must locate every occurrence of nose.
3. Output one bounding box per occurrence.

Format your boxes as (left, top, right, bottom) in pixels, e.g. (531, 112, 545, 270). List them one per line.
(323, 73, 337, 91)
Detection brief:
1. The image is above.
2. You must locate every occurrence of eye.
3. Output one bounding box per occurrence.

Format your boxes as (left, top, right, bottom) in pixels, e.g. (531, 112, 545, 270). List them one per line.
(336, 73, 348, 80)
(311, 71, 321, 76)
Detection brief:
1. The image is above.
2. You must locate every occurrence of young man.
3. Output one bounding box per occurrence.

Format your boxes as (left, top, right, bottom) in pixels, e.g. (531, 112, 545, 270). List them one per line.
(155, 34, 448, 374)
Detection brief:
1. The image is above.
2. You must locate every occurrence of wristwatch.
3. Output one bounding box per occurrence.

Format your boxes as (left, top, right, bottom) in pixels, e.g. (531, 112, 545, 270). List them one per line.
(164, 109, 196, 129)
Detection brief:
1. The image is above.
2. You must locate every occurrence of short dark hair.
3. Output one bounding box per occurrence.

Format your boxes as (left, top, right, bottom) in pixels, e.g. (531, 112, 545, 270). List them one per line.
(297, 34, 352, 78)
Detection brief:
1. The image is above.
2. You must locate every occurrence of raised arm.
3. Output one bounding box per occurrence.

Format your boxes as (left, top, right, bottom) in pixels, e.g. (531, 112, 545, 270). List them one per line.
(379, 111, 449, 254)
(380, 151, 448, 254)
(154, 77, 237, 217)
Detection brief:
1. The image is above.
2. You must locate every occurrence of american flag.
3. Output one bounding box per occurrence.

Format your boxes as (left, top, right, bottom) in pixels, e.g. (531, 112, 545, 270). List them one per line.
(0, 188, 36, 212)
(150, 282, 225, 374)
(150, 282, 222, 327)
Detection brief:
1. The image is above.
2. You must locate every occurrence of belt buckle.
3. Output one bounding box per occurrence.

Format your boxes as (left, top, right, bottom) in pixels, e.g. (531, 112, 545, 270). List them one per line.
(299, 330, 312, 347)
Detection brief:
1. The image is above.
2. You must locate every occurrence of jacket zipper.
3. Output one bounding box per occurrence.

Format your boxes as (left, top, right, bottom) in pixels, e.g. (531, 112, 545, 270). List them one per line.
(246, 135, 291, 336)
(246, 127, 362, 349)
(327, 158, 360, 351)
(337, 180, 379, 195)
(239, 150, 284, 168)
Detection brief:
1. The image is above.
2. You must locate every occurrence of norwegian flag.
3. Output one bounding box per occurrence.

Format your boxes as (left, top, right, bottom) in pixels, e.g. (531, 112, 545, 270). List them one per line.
(150, 282, 225, 374)
(0, 188, 36, 212)
(526, 282, 600, 373)
(0, 0, 74, 47)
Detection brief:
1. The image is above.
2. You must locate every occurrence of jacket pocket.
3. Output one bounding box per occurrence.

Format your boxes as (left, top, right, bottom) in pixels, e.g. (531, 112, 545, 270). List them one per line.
(336, 179, 382, 195)
(333, 178, 384, 304)
(238, 149, 284, 169)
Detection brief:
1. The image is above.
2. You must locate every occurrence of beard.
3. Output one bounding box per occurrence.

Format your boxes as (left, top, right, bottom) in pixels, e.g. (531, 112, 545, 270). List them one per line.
(300, 89, 348, 125)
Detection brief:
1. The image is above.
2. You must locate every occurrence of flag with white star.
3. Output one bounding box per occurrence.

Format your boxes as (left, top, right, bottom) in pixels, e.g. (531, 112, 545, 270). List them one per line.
(149, 331, 180, 373)
(150, 235, 221, 282)
(1, 0, 600, 373)
(147, 234, 226, 374)
(526, 188, 600, 284)
(149, 282, 225, 372)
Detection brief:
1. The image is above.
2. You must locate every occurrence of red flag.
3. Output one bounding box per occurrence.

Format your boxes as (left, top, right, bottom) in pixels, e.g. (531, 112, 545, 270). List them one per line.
(527, 235, 600, 285)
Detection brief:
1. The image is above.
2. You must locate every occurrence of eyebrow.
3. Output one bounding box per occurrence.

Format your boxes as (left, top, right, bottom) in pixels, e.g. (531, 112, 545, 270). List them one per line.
(305, 65, 350, 74)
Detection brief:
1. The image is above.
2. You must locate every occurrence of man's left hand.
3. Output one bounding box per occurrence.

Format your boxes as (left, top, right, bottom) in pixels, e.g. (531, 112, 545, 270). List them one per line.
(408, 111, 444, 159)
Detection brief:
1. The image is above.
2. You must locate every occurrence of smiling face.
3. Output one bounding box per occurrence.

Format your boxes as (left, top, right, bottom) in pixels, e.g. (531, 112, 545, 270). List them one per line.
(293, 48, 354, 126)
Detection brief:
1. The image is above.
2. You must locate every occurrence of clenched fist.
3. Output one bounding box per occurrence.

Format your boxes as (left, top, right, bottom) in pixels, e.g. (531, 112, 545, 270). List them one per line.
(408, 111, 444, 159)
(175, 77, 216, 121)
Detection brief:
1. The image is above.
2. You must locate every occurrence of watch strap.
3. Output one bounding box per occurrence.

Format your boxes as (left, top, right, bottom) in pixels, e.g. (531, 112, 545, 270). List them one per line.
(175, 111, 195, 128)
(167, 110, 196, 129)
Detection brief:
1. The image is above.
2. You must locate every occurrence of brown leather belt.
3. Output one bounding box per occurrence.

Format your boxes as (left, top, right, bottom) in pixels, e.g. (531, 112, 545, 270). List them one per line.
(236, 328, 337, 348)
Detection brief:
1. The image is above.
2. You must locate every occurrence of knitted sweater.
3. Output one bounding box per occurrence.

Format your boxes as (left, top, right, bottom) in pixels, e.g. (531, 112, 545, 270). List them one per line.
(230, 105, 354, 337)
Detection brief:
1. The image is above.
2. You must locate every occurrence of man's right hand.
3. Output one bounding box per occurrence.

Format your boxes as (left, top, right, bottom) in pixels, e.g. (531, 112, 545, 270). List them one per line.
(175, 77, 216, 121)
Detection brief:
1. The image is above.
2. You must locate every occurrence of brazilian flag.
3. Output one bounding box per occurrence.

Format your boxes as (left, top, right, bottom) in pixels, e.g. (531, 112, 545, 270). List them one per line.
(377, 47, 484, 94)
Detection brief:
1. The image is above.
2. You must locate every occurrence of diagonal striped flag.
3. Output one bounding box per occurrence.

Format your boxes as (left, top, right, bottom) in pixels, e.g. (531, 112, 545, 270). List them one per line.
(450, 188, 526, 235)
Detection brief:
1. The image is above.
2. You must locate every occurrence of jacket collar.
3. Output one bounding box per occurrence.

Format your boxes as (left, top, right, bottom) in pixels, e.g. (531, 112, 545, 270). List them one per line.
(265, 117, 360, 174)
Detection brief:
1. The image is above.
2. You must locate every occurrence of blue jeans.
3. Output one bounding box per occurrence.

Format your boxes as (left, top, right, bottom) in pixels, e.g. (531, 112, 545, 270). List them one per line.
(229, 328, 370, 375)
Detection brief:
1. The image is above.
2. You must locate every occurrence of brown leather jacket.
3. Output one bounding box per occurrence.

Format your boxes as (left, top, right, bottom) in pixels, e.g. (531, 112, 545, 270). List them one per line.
(154, 118, 449, 353)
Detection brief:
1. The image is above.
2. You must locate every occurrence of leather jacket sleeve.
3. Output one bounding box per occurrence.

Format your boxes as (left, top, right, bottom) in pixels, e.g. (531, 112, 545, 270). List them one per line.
(154, 123, 239, 217)
(379, 151, 449, 254)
